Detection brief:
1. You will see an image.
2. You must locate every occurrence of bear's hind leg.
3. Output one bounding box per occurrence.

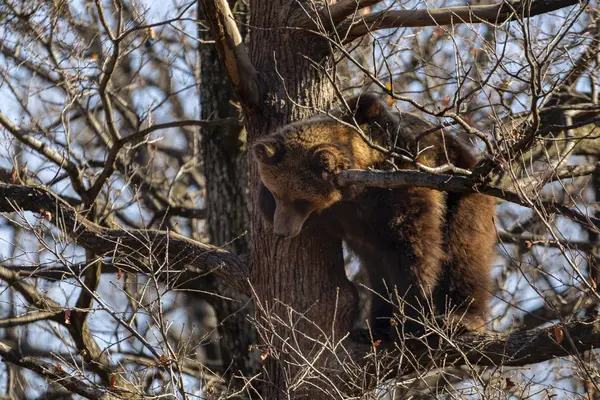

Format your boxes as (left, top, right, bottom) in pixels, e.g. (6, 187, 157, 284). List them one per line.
(442, 192, 496, 332)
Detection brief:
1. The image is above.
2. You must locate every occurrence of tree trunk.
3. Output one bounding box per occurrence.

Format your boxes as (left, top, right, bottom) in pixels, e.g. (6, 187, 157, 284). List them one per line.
(246, 2, 358, 397)
(197, 0, 257, 383)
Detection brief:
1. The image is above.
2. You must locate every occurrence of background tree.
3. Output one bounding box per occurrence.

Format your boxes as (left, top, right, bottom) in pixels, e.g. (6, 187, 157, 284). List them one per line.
(0, 0, 600, 398)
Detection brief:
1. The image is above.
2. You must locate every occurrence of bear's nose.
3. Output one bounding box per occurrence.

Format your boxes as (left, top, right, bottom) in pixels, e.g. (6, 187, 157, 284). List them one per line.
(273, 230, 289, 238)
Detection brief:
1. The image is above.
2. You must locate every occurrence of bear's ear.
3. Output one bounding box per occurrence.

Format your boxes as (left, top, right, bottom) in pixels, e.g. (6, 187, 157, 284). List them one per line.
(342, 94, 398, 146)
(253, 136, 284, 165)
(310, 145, 348, 179)
(345, 94, 386, 125)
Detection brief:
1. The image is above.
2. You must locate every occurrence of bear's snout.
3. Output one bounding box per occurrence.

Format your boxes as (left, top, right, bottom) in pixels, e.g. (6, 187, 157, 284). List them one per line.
(272, 219, 303, 238)
(273, 202, 310, 238)
(273, 229, 295, 239)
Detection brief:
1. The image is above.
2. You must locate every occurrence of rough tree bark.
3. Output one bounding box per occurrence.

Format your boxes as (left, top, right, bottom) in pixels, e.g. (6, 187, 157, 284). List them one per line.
(194, 1, 359, 397)
(242, 3, 358, 397)
(197, 0, 257, 383)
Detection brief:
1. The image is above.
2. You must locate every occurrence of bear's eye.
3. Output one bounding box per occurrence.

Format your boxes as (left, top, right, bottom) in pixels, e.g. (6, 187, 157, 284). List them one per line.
(293, 199, 312, 213)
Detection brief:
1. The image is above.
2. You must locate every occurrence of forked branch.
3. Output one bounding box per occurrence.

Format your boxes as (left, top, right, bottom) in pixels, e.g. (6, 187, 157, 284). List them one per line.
(0, 341, 113, 399)
(199, 0, 260, 108)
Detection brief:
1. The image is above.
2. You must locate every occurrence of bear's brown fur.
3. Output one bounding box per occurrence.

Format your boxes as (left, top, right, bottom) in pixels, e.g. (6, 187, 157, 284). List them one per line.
(253, 94, 496, 338)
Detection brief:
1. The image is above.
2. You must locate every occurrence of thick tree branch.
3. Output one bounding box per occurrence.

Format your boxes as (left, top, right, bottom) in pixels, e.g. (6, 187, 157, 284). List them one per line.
(341, 317, 600, 392)
(0, 183, 249, 293)
(0, 311, 60, 328)
(199, 0, 260, 108)
(0, 341, 115, 400)
(294, 0, 384, 29)
(344, 0, 582, 41)
(457, 318, 600, 367)
(337, 169, 600, 229)
(2, 262, 118, 281)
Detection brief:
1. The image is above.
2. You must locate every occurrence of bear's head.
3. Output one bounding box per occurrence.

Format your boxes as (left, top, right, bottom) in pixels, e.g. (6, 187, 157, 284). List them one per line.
(253, 94, 395, 238)
(253, 131, 351, 238)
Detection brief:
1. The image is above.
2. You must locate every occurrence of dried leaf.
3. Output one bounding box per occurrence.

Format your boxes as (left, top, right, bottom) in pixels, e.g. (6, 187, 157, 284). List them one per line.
(390, 318, 398, 327)
(442, 96, 451, 106)
(584, 378, 596, 400)
(505, 378, 515, 390)
(159, 354, 168, 364)
(64, 309, 71, 325)
(20, 164, 28, 181)
(259, 349, 270, 362)
(116, 268, 123, 281)
(589, 276, 597, 292)
(9, 165, 18, 184)
(39, 209, 52, 221)
(385, 83, 395, 106)
(553, 325, 564, 344)
(110, 375, 117, 388)
(148, 27, 157, 40)
(373, 339, 382, 347)
(497, 79, 510, 89)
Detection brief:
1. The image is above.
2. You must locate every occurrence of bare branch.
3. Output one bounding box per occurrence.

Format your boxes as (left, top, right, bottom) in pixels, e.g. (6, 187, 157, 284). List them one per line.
(0, 341, 115, 400)
(0, 112, 86, 196)
(345, 0, 582, 41)
(0, 264, 123, 384)
(2, 262, 118, 281)
(0, 311, 61, 328)
(519, 289, 596, 330)
(122, 118, 238, 145)
(86, 118, 236, 204)
(498, 229, 597, 254)
(558, 21, 600, 90)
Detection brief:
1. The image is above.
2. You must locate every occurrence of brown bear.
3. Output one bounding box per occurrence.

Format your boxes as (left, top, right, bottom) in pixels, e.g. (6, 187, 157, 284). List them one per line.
(253, 94, 496, 338)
